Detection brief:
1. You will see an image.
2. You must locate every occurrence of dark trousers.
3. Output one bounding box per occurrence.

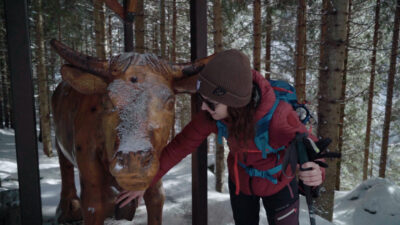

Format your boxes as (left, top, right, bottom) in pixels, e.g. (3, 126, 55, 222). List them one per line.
(228, 178, 299, 225)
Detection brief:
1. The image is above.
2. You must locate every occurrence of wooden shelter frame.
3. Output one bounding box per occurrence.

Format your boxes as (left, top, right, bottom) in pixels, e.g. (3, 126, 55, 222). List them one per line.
(3, 0, 208, 224)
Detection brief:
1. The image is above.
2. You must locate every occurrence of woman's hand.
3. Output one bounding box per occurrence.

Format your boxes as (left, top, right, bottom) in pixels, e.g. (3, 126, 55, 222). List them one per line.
(298, 162, 322, 186)
(115, 190, 146, 208)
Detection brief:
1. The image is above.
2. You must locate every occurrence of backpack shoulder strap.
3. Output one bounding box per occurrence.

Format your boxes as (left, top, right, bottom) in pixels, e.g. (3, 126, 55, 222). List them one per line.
(254, 98, 285, 158)
(216, 120, 228, 144)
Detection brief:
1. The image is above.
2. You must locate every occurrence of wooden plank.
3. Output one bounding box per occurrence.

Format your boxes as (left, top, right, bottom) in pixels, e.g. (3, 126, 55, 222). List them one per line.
(123, 0, 134, 51)
(190, 1, 208, 225)
(104, 0, 125, 20)
(3, 0, 43, 224)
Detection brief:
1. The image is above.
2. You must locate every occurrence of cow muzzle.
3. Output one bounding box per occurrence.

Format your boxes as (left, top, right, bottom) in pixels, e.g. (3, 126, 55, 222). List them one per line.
(109, 150, 158, 190)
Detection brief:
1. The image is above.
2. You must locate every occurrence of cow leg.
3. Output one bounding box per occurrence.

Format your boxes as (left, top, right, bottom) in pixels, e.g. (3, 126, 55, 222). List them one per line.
(55, 141, 82, 223)
(78, 160, 114, 225)
(144, 180, 165, 225)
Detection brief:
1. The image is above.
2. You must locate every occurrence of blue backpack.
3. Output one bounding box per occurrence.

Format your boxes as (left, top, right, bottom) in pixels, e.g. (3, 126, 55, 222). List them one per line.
(216, 80, 312, 184)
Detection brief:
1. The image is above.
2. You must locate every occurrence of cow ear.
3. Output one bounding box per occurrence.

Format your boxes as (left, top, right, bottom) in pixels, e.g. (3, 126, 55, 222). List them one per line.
(173, 74, 199, 94)
(171, 56, 212, 94)
(61, 65, 108, 94)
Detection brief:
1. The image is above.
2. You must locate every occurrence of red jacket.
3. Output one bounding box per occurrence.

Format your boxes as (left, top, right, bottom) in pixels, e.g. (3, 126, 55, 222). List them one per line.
(151, 70, 324, 196)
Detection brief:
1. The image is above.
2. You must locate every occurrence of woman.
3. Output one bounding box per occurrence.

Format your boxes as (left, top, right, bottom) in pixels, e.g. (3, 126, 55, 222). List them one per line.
(116, 49, 323, 225)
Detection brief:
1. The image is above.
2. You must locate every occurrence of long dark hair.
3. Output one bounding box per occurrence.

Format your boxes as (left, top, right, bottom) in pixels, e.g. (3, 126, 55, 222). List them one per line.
(225, 83, 260, 145)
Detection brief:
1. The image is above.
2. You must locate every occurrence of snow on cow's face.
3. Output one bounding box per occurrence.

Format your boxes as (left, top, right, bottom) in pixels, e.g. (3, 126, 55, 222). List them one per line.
(106, 61, 175, 191)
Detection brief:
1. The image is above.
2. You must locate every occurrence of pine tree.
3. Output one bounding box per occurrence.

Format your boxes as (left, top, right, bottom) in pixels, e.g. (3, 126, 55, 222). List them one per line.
(94, 0, 106, 59)
(213, 0, 225, 193)
(135, 0, 145, 53)
(160, 0, 166, 58)
(336, 0, 352, 190)
(294, 0, 307, 103)
(316, 0, 349, 220)
(253, 0, 261, 71)
(35, 0, 53, 157)
(379, 0, 400, 178)
(171, 0, 177, 61)
(0, 2, 10, 128)
(264, 0, 272, 79)
(363, 0, 381, 180)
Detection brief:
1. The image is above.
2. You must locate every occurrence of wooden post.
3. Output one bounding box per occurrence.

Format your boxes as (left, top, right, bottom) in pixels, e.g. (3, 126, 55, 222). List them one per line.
(123, 0, 134, 51)
(3, 0, 43, 224)
(190, 1, 207, 225)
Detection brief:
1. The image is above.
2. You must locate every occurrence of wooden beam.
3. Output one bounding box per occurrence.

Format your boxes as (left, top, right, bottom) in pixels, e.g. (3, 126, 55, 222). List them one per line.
(123, 0, 134, 51)
(104, 0, 125, 20)
(3, 0, 42, 224)
(190, 1, 207, 225)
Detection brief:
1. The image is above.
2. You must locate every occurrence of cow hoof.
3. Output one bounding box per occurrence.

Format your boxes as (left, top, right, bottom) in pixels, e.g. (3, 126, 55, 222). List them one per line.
(56, 197, 82, 223)
(115, 198, 138, 221)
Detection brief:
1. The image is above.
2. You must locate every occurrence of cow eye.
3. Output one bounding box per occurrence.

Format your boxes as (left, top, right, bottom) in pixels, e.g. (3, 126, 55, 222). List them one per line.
(130, 77, 138, 83)
(165, 98, 175, 111)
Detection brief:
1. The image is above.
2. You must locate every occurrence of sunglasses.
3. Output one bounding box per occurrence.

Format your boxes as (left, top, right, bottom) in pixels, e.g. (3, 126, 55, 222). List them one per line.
(197, 94, 218, 111)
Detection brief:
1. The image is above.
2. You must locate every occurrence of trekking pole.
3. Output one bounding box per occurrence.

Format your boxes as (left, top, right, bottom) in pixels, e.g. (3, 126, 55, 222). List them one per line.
(283, 133, 339, 225)
(299, 170, 316, 225)
(296, 134, 316, 225)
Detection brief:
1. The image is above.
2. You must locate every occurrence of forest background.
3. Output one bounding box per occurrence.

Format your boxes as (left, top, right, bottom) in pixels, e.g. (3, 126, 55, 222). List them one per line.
(0, 0, 399, 222)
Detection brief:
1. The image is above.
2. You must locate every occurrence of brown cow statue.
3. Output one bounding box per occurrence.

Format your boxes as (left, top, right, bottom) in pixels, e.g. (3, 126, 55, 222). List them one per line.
(50, 39, 212, 225)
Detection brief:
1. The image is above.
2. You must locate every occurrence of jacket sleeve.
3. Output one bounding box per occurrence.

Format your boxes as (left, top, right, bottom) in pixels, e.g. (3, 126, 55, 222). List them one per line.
(150, 111, 217, 187)
(270, 102, 326, 184)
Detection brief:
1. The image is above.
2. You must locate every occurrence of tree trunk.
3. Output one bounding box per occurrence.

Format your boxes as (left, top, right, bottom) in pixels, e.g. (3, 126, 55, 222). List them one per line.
(213, 0, 225, 193)
(169, 0, 177, 139)
(316, 0, 348, 221)
(153, 22, 159, 55)
(379, 0, 400, 178)
(0, 6, 10, 129)
(0, 10, 4, 128)
(295, 0, 307, 103)
(108, 14, 113, 58)
(35, 0, 53, 157)
(213, 0, 223, 53)
(160, 0, 166, 58)
(363, 0, 380, 181)
(1, 54, 10, 128)
(336, 0, 352, 190)
(265, 0, 272, 79)
(94, 0, 106, 59)
(57, 0, 63, 65)
(49, 40, 57, 85)
(253, 0, 261, 71)
(135, 0, 145, 53)
(171, 0, 177, 61)
(0, 98, 3, 128)
(85, 23, 90, 55)
(0, 57, 3, 129)
(369, 139, 374, 177)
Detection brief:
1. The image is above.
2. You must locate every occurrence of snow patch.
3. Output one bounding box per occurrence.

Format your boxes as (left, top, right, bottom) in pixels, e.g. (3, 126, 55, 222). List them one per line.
(108, 79, 153, 153)
(334, 177, 400, 225)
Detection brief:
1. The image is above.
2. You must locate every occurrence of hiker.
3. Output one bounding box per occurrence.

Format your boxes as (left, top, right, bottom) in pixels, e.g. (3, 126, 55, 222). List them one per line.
(116, 49, 324, 225)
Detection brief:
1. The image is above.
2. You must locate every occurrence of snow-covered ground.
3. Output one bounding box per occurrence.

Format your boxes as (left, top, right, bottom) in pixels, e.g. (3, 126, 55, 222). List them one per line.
(334, 177, 400, 225)
(1, 128, 399, 225)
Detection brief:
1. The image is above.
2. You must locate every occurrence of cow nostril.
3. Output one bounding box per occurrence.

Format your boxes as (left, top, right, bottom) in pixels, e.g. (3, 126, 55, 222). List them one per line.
(114, 151, 124, 160)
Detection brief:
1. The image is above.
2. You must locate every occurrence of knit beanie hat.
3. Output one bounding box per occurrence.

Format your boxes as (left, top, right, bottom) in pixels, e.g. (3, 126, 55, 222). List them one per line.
(197, 49, 252, 107)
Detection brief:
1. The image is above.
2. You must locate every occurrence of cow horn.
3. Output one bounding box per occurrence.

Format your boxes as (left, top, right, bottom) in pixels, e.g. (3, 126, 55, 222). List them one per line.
(50, 39, 111, 79)
(169, 54, 216, 79)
